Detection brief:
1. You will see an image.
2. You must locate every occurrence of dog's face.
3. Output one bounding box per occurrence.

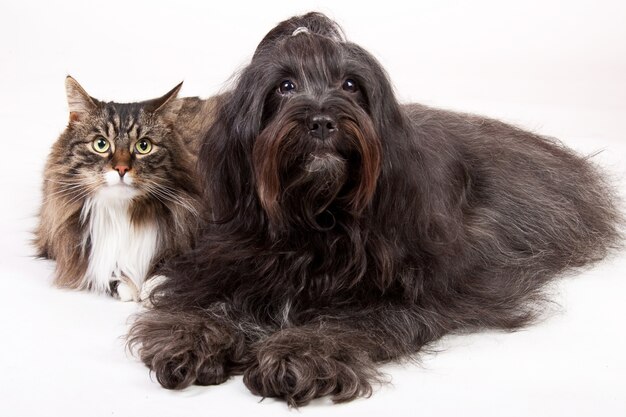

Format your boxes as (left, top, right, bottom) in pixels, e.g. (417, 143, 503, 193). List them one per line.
(243, 30, 393, 230)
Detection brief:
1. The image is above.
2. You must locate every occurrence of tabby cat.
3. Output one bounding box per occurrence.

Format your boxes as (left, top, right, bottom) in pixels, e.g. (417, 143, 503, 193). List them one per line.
(35, 76, 216, 301)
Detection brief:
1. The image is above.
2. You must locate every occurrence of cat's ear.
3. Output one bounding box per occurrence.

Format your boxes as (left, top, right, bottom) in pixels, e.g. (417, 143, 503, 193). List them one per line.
(148, 82, 184, 124)
(65, 76, 98, 123)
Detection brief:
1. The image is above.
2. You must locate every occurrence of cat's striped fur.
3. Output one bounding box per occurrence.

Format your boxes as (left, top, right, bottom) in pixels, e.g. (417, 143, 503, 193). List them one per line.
(35, 76, 217, 300)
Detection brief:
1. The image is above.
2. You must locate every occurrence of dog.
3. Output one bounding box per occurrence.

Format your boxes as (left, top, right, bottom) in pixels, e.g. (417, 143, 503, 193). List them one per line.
(128, 12, 621, 406)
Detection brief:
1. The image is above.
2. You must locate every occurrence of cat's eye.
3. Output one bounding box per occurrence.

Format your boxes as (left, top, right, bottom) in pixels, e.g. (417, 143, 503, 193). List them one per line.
(135, 139, 153, 155)
(342, 79, 358, 93)
(278, 80, 296, 95)
(92, 137, 110, 153)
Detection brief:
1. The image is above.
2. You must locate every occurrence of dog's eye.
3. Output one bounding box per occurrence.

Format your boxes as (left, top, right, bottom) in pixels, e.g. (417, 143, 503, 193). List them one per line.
(278, 80, 296, 95)
(342, 79, 358, 93)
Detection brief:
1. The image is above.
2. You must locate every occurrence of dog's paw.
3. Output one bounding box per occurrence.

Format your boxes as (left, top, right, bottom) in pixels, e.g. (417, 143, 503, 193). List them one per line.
(127, 310, 238, 389)
(243, 330, 378, 406)
(139, 275, 168, 308)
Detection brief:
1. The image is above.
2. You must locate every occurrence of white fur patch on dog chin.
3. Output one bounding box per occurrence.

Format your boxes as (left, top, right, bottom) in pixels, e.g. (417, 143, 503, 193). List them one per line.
(81, 186, 159, 296)
(306, 152, 345, 173)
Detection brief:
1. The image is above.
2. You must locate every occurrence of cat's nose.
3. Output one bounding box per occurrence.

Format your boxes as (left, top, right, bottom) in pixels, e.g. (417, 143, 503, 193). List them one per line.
(114, 164, 130, 177)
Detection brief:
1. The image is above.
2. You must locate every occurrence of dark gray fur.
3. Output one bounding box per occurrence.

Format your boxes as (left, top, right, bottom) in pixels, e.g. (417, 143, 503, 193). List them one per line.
(128, 12, 622, 406)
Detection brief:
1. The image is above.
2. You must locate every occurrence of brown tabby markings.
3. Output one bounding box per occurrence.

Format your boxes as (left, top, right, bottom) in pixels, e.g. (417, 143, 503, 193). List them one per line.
(35, 76, 217, 296)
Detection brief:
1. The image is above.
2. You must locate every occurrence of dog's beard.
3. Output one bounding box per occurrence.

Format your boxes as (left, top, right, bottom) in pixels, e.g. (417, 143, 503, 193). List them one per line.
(253, 105, 381, 230)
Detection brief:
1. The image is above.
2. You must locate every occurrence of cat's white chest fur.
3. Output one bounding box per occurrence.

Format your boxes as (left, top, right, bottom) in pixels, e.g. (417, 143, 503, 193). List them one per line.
(81, 182, 158, 295)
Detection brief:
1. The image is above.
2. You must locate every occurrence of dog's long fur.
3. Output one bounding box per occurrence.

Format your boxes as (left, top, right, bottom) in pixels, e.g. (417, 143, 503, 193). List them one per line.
(128, 13, 622, 406)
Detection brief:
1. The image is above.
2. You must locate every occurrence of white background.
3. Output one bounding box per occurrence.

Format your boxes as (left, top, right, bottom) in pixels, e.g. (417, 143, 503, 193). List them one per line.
(1, 1, 625, 416)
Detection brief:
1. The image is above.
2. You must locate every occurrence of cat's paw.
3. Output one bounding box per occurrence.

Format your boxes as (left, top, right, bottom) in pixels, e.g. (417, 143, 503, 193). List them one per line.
(109, 276, 139, 302)
(117, 281, 139, 302)
(139, 275, 168, 308)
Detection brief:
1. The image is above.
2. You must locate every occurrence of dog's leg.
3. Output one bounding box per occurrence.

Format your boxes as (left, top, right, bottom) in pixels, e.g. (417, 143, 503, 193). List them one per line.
(127, 306, 255, 389)
(243, 305, 440, 406)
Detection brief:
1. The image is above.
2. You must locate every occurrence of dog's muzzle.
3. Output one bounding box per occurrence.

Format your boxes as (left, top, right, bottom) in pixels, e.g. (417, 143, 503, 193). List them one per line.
(307, 114, 337, 140)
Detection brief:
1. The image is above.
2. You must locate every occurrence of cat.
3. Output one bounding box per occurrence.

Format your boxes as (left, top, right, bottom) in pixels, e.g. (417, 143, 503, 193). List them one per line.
(35, 76, 216, 301)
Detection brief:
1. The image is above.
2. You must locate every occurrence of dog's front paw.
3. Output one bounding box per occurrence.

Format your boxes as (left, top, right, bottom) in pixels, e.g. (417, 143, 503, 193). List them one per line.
(127, 309, 238, 389)
(243, 329, 378, 406)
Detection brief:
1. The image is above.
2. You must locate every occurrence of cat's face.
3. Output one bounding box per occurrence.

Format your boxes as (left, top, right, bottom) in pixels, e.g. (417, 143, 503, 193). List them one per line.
(59, 77, 190, 203)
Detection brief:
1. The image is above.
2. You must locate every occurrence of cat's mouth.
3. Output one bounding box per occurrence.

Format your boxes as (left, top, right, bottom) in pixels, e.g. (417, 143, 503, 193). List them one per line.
(104, 170, 134, 187)
(109, 180, 132, 187)
(99, 170, 140, 201)
(98, 171, 139, 201)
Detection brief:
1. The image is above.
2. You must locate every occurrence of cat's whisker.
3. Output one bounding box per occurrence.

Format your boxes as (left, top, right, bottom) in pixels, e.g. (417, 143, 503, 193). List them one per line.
(143, 184, 189, 207)
(45, 178, 99, 185)
(42, 180, 102, 203)
(45, 182, 91, 195)
(41, 188, 89, 205)
(44, 177, 102, 187)
(150, 186, 197, 211)
(54, 188, 96, 208)
(142, 183, 198, 216)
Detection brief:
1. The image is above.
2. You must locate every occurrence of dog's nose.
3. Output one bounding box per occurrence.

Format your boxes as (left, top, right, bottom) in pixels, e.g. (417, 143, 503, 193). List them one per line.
(308, 115, 337, 140)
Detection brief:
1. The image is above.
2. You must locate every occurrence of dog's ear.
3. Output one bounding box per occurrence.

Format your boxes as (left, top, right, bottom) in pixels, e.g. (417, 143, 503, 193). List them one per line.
(198, 95, 259, 223)
(351, 46, 405, 137)
(225, 66, 268, 143)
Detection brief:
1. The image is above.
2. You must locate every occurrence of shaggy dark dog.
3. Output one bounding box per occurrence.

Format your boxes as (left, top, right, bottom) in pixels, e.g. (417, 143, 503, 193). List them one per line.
(128, 13, 621, 406)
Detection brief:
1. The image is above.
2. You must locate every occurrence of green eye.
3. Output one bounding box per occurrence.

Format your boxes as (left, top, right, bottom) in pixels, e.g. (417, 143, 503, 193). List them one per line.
(92, 137, 110, 153)
(135, 139, 153, 155)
